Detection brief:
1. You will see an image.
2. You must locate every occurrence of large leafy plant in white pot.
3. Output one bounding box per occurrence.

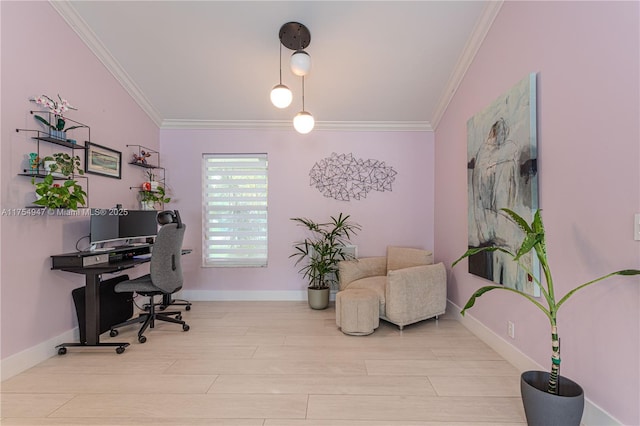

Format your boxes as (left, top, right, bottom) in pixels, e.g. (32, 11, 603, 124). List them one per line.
(453, 208, 640, 426)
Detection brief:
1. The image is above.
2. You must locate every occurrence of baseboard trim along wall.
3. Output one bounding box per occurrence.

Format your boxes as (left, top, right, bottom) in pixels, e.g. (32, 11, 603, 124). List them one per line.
(446, 300, 620, 426)
(1, 327, 79, 381)
(182, 290, 326, 301)
(183, 290, 352, 302)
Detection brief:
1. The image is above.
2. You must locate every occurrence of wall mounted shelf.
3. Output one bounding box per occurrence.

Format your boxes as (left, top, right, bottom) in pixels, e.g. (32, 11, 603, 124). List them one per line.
(16, 119, 91, 208)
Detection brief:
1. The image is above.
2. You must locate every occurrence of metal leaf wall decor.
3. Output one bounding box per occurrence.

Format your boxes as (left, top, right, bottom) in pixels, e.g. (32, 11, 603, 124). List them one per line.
(309, 152, 397, 201)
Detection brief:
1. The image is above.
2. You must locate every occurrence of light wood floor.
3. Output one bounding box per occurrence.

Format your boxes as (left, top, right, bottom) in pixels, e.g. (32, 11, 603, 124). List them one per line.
(1, 301, 526, 425)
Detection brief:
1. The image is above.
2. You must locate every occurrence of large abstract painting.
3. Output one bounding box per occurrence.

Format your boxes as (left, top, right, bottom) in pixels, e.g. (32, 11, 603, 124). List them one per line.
(467, 73, 539, 295)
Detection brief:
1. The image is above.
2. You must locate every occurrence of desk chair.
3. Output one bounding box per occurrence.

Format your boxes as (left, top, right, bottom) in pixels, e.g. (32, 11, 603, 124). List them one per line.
(144, 210, 192, 313)
(109, 210, 190, 343)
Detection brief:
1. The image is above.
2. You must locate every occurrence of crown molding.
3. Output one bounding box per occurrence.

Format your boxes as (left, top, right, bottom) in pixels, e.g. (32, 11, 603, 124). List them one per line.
(50, 0, 488, 133)
(161, 119, 433, 132)
(431, 0, 503, 130)
(49, 1, 163, 127)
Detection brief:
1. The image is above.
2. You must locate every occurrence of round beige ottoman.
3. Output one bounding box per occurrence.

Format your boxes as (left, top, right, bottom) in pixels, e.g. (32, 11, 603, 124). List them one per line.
(336, 289, 379, 335)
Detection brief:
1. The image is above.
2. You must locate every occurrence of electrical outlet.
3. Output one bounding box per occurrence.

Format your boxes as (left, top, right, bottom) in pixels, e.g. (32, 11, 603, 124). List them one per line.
(508, 321, 515, 339)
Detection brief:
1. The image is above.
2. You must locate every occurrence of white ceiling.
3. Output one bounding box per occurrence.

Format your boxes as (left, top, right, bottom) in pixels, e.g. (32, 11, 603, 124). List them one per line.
(52, 1, 502, 131)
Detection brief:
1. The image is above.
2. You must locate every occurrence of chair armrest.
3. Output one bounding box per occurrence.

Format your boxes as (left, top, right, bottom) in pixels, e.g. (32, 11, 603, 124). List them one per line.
(338, 257, 387, 291)
(385, 262, 447, 325)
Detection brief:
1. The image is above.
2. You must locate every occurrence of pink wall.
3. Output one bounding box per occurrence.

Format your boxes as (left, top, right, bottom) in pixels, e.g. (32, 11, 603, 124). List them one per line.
(434, 2, 640, 424)
(160, 129, 435, 296)
(1, 2, 159, 359)
(0, 2, 435, 360)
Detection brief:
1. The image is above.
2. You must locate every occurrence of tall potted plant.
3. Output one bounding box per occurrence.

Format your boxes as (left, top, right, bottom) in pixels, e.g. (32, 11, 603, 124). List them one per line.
(453, 208, 640, 425)
(290, 213, 361, 309)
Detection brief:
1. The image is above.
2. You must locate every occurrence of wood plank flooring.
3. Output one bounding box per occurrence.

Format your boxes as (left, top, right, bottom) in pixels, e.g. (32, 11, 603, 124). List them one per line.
(1, 301, 526, 425)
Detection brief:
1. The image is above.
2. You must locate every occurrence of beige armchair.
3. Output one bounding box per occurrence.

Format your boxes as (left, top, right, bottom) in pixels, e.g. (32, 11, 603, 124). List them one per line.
(337, 246, 447, 330)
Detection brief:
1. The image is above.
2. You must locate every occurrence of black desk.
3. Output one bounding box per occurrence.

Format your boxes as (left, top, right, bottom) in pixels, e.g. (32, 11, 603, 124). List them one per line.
(51, 245, 154, 354)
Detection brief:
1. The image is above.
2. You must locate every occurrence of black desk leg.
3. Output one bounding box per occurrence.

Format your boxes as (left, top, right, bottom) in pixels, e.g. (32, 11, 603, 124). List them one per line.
(56, 272, 130, 355)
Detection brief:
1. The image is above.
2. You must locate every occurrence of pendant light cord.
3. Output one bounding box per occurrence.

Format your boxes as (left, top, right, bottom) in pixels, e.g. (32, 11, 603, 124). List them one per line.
(302, 75, 305, 110)
(278, 42, 283, 84)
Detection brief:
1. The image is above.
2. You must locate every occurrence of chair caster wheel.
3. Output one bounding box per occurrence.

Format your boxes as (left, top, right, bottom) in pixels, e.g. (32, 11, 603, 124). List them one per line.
(183, 324, 190, 331)
(138, 335, 147, 343)
(185, 305, 191, 311)
(116, 346, 126, 354)
(58, 347, 67, 355)
(159, 305, 166, 311)
(109, 329, 118, 337)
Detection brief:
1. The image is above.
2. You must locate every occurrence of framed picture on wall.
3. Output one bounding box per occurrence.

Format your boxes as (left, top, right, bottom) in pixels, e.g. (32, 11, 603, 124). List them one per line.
(85, 142, 122, 179)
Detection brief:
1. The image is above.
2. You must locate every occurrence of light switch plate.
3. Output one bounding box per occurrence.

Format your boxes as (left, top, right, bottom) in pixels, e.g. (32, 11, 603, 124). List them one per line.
(635, 213, 640, 241)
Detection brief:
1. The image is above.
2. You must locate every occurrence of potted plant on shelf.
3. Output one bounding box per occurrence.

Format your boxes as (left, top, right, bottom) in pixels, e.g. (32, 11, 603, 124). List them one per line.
(290, 213, 361, 310)
(30, 94, 83, 140)
(143, 169, 160, 191)
(452, 208, 640, 425)
(32, 174, 87, 210)
(31, 152, 85, 210)
(139, 184, 170, 210)
(40, 152, 84, 177)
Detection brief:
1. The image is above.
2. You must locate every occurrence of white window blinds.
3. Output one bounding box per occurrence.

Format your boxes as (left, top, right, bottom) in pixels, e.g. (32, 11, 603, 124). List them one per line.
(202, 154, 268, 267)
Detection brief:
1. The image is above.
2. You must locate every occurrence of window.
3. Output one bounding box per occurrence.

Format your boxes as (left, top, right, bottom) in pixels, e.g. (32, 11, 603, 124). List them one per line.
(202, 154, 268, 267)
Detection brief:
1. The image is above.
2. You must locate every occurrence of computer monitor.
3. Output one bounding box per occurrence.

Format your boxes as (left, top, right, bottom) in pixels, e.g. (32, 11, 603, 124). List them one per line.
(89, 209, 120, 246)
(118, 210, 159, 241)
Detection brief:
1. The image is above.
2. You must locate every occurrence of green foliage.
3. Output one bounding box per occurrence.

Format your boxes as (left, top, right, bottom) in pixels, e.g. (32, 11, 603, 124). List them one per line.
(32, 174, 87, 210)
(140, 185, 171, 206)
(41, 152, 84, 177)
(34, 114, 84, 132)
(290, 213, 361, 289)
(452, 208, 640, 394)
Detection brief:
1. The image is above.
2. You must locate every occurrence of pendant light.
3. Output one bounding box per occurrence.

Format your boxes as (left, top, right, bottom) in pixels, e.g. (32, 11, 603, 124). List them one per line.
(293, 76, 314, 134)
(271, 22, 314, 133)
(270, 43, 292, 108)
(290, 50, 311, 76)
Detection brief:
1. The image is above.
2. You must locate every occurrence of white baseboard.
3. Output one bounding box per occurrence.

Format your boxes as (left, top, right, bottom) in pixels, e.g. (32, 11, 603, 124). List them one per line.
(1, 327, 79, 381)
(182, 290, 308, 301)
(446, 300, 620, 426)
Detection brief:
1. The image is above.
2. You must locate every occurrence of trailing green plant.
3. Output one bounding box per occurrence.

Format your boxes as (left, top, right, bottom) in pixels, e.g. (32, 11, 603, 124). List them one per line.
(290, 213, 361, 289)
(32, 174, 87, 210)
(41, 153, 84, 177)
(452, 208, 640, 395)
(140, 185, 170, 207)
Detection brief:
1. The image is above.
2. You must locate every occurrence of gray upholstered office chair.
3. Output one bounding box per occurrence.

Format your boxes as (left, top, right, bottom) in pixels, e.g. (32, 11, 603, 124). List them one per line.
(109, 210, 190, 343)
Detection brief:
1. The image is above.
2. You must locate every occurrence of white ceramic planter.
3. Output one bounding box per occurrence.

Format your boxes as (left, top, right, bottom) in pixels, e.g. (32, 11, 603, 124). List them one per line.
(44, 160, 63, 177)
(140, 201, 155, 211)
